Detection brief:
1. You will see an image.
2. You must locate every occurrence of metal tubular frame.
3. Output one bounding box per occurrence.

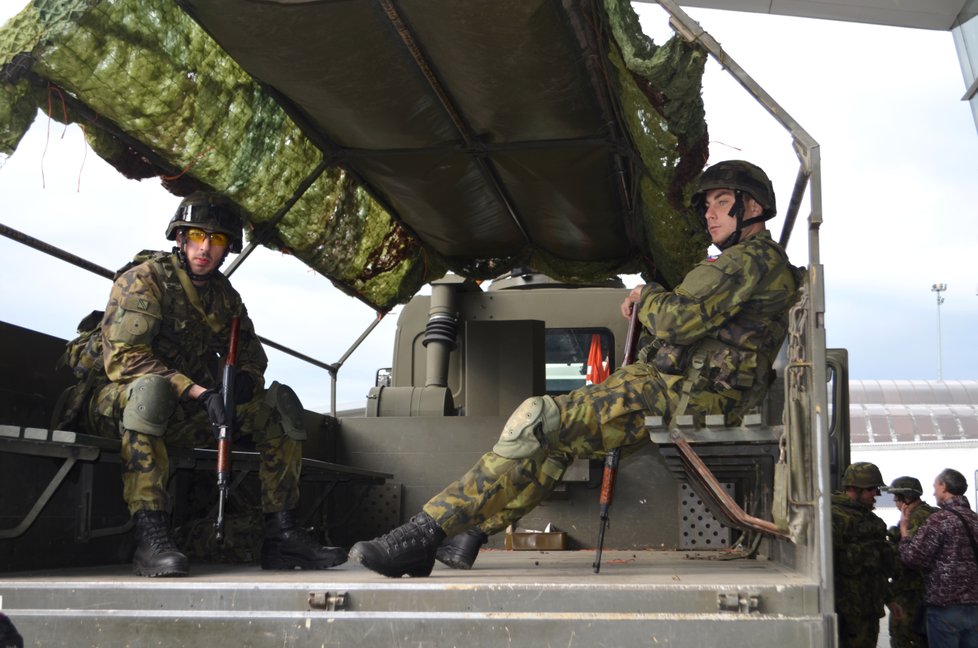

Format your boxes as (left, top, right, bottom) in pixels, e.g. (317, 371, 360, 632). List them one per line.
(655, 0, 832, 618)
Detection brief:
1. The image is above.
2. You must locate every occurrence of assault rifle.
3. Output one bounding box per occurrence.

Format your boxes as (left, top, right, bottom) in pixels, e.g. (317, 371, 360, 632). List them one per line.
(592, 302, 641, 573)
(214, 316, 241, 544)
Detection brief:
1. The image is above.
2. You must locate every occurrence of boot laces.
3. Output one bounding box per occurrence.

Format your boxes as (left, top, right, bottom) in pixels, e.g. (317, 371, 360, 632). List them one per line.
(378, 516, 435, 552)
(142, 520, 179, 553)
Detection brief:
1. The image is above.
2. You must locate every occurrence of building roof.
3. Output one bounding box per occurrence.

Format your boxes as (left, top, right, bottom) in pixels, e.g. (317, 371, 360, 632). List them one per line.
(849, 380, 978, 446)
(672, 0, 973, 31)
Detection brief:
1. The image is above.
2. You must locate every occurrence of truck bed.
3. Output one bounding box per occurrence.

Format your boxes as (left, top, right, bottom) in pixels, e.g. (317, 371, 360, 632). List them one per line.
(2, 550, 827, 647)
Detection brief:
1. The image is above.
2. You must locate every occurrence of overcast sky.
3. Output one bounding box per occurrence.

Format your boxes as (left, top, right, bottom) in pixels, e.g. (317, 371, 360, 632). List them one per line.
(1, 4, 976, 412)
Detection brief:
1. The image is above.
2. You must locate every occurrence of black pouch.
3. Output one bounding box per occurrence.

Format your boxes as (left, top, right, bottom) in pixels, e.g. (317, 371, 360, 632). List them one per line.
(651, 343, 689, 375)
(910, 603, 927, 637)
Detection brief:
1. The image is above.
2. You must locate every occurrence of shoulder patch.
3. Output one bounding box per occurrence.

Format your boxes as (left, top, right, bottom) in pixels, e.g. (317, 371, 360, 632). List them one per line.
(120, 294, 162, 319)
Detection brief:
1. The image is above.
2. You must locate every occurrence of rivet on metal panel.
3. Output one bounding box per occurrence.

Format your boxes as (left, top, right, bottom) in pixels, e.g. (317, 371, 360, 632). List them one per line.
(308, 591, 348, 611)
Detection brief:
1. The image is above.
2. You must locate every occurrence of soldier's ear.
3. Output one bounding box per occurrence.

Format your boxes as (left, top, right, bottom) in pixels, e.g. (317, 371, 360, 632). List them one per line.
(745, 196, 763, 218)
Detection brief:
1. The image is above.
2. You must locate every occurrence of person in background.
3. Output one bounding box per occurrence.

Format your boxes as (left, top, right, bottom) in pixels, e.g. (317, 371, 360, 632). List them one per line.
(831, 462, 895, 648)
(898, 468, 978, 648)
(884, 476, 937, 648)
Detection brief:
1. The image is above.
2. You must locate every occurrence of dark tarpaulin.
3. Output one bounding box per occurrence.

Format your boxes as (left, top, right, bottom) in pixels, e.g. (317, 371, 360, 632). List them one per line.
(0, 0, 709, 310)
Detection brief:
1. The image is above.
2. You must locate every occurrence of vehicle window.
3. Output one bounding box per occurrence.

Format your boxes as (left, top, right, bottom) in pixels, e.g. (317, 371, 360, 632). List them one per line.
(545, 328, 614, 395)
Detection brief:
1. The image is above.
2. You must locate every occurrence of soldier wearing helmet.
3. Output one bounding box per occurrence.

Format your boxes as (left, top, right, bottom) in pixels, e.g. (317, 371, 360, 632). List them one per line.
(690, 160, 777, 250)
(166, 192, 244, 282)
(883, 476, 937, 647)
(59, 192, 346, 577)
(349, 160, 805, 578)
(831, 462, 896, 648)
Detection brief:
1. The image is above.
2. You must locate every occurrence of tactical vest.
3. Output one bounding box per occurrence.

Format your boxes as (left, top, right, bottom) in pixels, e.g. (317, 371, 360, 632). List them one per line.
(642, 234, 801, 419)
(54, 250, 246, 430)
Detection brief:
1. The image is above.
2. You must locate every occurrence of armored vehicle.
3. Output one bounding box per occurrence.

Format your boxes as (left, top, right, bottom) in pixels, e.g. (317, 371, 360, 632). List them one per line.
(0, 0, 851, 645)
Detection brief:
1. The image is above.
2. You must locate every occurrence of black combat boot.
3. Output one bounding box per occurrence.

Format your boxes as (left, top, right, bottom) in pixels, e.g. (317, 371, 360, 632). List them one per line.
(435, 527, 489, 570)
(349, 512, 446, 578)
(261, 510, 347, 570)
(132, 510, 190, 577)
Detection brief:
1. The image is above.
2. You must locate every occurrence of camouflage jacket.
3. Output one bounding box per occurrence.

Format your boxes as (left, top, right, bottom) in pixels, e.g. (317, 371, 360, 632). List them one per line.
(899, 495, 978, 607)
(637, 230, 803, 407)
(831, 492, 894, 619)
(100, 250, 267, 398)
(886, 501, 937, 605)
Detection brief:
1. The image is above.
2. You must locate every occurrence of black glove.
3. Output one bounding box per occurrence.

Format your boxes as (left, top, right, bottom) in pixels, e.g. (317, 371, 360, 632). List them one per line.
(198, 388, 226, 428)
(232, 372, 256, 405)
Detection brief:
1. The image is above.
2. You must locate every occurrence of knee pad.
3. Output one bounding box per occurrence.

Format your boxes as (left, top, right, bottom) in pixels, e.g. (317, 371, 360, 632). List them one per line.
(492, 395, 560, 459)
(121, 375, 176, 436)
(264, 381, 307, 440)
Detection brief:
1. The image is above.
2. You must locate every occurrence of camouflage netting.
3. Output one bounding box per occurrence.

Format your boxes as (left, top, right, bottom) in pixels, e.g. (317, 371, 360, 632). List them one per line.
(0, 0, 709, 309)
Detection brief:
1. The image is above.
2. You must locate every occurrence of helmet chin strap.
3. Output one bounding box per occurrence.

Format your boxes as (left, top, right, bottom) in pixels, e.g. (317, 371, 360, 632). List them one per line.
(716, 192, 769, 250)
(174, 243, 228, 282)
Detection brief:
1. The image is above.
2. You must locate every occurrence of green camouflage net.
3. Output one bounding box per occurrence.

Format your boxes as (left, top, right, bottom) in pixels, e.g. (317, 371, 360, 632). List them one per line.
(0, 0, 708, 308)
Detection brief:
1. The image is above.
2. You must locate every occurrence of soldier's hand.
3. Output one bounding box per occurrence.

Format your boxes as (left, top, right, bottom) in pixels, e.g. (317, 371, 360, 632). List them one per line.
(887, 602, 906, 622)
(198, 388, 226, 428)
(620, 285, 644, 319)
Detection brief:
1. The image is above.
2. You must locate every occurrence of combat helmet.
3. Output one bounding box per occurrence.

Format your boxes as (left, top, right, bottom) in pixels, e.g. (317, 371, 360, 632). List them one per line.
(165, 192, 244, 253)
(691, 160, 777, 249)
(884, 476, 924, 498)
(841, 462, 885, 490)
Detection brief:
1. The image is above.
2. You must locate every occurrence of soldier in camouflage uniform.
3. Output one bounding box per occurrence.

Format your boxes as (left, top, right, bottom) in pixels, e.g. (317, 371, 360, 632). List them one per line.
(885, 476, 937, 647)
(832, 462, 896, 648)
(350, 160, 805, 578)
(69, 192, 345, 576)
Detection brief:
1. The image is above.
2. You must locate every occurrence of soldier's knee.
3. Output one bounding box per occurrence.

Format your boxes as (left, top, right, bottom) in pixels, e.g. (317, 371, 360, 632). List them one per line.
(262, 381, 307, 441)
(121, 375, 176, 436)
(493, 396, 560, 459)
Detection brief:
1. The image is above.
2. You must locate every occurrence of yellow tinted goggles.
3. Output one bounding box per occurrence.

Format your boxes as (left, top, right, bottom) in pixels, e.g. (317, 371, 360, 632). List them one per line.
(185, 227, 230, 248)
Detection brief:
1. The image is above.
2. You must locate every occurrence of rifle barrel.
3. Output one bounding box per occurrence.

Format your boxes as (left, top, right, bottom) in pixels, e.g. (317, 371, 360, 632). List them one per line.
(215, 317, 241, 544)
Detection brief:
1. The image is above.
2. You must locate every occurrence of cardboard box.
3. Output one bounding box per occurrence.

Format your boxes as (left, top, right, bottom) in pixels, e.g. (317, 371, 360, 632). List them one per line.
(505, 529, 567, 551)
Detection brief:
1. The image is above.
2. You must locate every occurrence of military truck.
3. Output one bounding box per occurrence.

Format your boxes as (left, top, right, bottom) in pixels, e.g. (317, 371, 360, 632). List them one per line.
(0, 0, 850, 645)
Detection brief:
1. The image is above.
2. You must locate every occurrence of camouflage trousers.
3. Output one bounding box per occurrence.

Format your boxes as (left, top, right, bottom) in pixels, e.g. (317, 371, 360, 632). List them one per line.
(86, 381, 302, 516)
(838, 613, 882, 648)
(423, 363, 739, 538)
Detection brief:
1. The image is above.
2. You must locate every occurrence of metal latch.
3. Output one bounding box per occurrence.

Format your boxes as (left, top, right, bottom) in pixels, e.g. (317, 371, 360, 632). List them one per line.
(717, 591, 760, 614)
(308, 591, 348, 611)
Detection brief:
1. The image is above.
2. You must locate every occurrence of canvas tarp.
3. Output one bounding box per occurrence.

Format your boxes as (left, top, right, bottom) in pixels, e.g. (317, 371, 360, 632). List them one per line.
(0, 0, 709, 311)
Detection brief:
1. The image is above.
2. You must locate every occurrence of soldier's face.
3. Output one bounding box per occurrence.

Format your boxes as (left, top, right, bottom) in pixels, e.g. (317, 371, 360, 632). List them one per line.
(179, 228, 227, 276)
(703, 188, 763, 246)
(856, 487, 879, 509)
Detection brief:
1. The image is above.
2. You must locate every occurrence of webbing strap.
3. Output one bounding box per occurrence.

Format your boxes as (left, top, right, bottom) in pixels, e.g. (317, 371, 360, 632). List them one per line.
(170, 254, 225, 334)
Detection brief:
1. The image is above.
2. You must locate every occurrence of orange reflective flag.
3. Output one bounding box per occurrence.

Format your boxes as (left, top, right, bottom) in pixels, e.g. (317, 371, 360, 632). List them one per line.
(586, 333, 610, 384)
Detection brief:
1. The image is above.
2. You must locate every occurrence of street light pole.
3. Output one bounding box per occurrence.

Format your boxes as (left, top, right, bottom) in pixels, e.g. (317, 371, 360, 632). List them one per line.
(931, 283, 947, 381)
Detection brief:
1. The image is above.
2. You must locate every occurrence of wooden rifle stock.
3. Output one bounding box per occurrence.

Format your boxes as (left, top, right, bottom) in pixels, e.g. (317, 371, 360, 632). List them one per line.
(215, 316, 241, 544)
(593, 303, 641, 573)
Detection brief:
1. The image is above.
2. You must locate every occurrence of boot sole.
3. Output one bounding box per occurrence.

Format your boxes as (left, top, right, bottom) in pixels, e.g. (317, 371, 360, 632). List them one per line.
(349, 545, 433, 578)
(133, 564, 189, 577)
(261, 554, 347, 570)
(435, 552, 475, 570)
